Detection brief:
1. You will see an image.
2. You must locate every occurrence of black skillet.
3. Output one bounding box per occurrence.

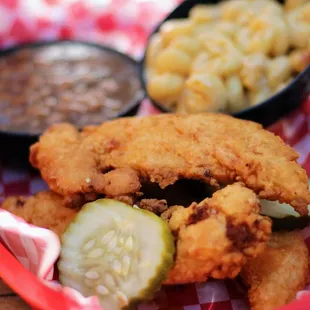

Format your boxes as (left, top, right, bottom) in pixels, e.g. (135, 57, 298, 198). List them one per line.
(139, 0, 310, 128)
(0, 40, 144, 161)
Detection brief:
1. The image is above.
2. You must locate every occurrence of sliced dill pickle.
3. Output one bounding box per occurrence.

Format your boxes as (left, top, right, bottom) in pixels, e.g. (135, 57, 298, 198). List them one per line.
(58, 199, 175, 310)
(260, 182, 310, 231)
(260, 199, 303, 219)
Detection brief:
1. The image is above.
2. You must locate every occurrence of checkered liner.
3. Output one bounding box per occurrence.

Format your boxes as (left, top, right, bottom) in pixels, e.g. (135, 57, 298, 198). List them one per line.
(0, 1, 309, 309)
(0, 209, 309, 310)
(0, 98, 309, 310)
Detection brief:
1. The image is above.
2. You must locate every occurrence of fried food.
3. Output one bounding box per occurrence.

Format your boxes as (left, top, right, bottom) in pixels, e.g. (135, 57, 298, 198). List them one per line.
(241, 231, 310, 310)
(1, 183, 272, 287)
(1, 191, 77, 237)
(29, 114, 310, 215)
(162, 183, 272, 284)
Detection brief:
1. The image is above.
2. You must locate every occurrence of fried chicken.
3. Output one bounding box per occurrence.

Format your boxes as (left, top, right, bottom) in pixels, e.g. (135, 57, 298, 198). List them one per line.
(162, 183, 272, 284)
(241, 231, 310, 310)
(1, 183, 272, 286)
(1, 192, 78, 238)
(29, 114, 310, 215)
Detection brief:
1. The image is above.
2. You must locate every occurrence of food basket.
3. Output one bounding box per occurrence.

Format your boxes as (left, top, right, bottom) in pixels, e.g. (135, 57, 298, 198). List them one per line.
(0, 1, 309, 309)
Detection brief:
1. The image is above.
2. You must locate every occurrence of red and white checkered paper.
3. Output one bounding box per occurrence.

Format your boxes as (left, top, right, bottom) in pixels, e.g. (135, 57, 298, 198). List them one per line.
(0, 1, 309, 309)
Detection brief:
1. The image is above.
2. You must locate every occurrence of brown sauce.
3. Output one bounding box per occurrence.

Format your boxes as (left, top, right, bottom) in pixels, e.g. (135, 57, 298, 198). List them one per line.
(0, 42, 142, 134)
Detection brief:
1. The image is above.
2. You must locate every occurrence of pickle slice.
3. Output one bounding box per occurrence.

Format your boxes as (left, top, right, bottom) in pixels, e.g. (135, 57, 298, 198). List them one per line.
(260, 181, 310, 220)
(58, 199, 175, 310)
(260, 180, 310, 230)
(260, 199, 310, 231)
(260, 199, 302, 219)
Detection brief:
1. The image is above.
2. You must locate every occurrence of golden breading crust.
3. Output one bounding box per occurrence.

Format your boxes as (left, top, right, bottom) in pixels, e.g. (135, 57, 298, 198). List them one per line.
(1, 184, 272, 287)
(29, 114, 310, 215)
(162, 183, 272, 284)
(241, 231, 310, 310)
(1, 192, 77, 237)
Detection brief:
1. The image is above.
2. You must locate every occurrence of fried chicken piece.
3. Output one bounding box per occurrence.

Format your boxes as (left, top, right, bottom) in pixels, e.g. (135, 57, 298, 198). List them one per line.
(1, 184, 272, 287)
(29, 114, 310, 215)
(1, 192, 78, 238)
(241, 231, 310, 310)
(161, 183, 272, 284)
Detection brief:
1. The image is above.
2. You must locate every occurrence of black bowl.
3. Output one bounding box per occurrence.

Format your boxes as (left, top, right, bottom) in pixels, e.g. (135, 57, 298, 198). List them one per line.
(0, 40, 144, 158)
(140, 0, 310, 127)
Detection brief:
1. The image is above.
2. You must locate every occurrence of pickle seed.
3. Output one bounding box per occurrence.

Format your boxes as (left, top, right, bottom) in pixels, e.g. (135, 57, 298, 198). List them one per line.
(103, 272, 116, 289)
(88, 248, 104, 258)
(85, 270, 100, 280)
(122, 220, 133, 233)
(122, 255, 131, 276)
(116, 290, 129, 307)
(107, 236, 118, 251)
(101, 230, 116, 244)
(112, 260, 122, 275)
(96, 285, 109, 296)
(125, 236, 133, 251)
(82, 239, 96, 252)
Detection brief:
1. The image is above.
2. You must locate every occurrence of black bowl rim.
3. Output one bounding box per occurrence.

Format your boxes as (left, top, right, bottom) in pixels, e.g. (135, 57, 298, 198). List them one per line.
(0, 39, 145, 139)
(138, 0, 310, 120)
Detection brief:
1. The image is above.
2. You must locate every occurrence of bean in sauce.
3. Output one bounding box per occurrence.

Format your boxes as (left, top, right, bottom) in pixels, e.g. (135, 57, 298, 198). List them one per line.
(0, 43, 143, 134)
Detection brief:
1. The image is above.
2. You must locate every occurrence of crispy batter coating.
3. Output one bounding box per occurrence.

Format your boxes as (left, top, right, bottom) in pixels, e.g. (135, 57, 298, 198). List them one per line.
(29, 114, 310, 215)
(162, 183, 272, 284)
(1, 192, 77, 237)
(241, 231, 310, 310)
(1, 184, 272, 287)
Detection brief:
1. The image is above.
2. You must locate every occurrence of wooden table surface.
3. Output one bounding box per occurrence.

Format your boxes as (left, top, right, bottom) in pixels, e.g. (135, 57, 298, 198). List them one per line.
(0, 280, 30, 309)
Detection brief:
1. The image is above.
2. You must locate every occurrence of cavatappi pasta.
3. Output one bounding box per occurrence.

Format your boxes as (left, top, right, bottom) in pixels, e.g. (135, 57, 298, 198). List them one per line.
(146, 0, 310, 114)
